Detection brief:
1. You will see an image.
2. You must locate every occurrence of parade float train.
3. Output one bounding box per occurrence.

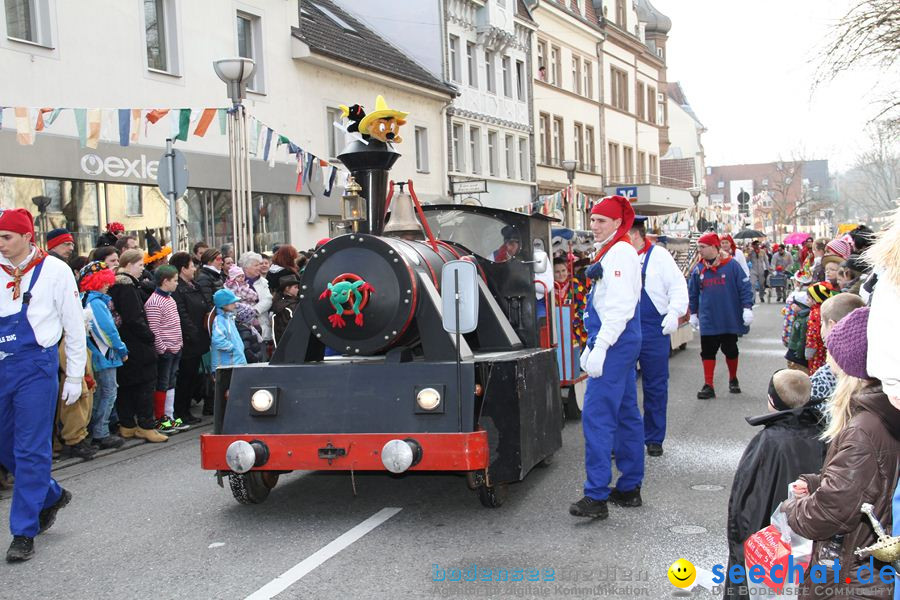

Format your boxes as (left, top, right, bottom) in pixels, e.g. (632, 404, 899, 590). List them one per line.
(200, 123, 563, 508)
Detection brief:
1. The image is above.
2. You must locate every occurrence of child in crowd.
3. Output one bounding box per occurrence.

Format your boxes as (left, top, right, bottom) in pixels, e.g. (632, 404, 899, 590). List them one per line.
(804, 281, 838, 375)
(271, 274, 301, 344)
(224, 264, 260, 331)
(210, 289, 247, 370)
(785, 273, 813, 373)
(144, 265, 185, 434)
(808, 293, 865, 407)
(79, 261, 128, 449)
(723, 369, 826, 600)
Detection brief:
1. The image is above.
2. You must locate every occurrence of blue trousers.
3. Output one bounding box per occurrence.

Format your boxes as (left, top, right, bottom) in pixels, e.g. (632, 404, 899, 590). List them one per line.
(638, 321, 670, 446)
(0, 351, 64, 537)
(582, 338, 644, 499)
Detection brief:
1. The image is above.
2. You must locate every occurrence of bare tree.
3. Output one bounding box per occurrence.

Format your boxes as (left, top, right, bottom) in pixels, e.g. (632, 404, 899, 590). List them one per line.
(815, 0, 900, 132)
(757, 158, 834, 238)
(837, 121, 900, 219)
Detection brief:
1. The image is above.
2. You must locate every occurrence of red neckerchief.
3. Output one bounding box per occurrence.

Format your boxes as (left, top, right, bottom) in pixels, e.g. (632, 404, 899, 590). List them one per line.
(591, 231, 632, 265)
(637, 240, 652, 255)
(554, 279, 570, 305)
(1, 247, 47, 300)
(700, 254, 732, 276)
(493, 245, 510, 262)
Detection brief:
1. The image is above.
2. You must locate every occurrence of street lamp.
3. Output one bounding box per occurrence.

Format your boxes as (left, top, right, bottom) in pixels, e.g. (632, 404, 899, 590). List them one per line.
(341, 176, 366, 232)
(687, 187, 702, 234)
(214, 57, 256, 256)
(561, 159, 578, 228)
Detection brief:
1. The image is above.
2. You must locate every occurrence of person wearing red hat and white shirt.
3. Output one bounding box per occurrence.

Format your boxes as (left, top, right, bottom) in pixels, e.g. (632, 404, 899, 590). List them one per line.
(720, 235, 750, 278)
(0, 208, 86, 562)
(569, 196, 643, 520)
(628, 216, 689, 458)
(688, 233, 754, 400)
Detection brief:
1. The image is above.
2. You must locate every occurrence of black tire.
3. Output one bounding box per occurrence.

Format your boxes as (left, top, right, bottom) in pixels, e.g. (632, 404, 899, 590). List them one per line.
(563, 386, 582, 420)
(228, 471, 279, 505)
(477, 483, 508, 508)
(679, 343, 687, 350)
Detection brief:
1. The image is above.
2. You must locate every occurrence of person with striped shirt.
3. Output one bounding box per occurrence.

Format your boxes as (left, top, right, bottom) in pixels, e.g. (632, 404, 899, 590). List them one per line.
(144, 266, 185, 433)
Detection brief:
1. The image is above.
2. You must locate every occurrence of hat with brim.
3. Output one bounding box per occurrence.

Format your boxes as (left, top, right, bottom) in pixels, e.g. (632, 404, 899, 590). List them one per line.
(821, 254, 843, 269)
(144, 246, 172, 264)
(213, 288, 240, 308)
(277, 274, 301, 291)
(358, 95, 409, 136)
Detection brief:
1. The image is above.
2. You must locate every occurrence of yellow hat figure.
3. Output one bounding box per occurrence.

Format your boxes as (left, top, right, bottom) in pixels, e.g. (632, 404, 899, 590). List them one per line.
(357, 95, 408, 144)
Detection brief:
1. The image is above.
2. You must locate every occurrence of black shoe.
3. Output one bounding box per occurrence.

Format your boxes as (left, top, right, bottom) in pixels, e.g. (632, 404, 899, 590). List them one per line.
(697, 384, 716, 399)
(39, 488, 72, 534)
(91, 436, 124, 450)
(62, 439, 97, 461)
(176, 413, 201, 425)
(201, 403, 214, 416)
(609, 486, 643, 507)
(646, 443, 663, 457)
(569, 496, 609, 519)
(6, 536, 34, 562)
(729, 378, 742, 394)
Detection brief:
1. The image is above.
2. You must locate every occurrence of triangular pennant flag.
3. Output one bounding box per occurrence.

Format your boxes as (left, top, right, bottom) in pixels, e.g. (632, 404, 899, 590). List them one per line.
(14, 107, 33, 145)
(217, 109, 227, 135)
(118, 108, 131, 146)
(146, 109, 169, 124)
(175, 108, 191, 141)
(34, 107, 54, 132)
(74, 108, 87, 147)
(324, 167, 338, 197)
(130, 109, 141, 143)
(262, 127, 274, 162)
(193, 108, 217, 137)
(86, 109, 102, 149)
(248, 118, 261, 156)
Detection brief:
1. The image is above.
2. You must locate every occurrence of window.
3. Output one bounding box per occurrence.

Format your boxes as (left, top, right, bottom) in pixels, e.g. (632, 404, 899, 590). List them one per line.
(649, 154, 658, 183)
(518, 137, 529, 181)
(449, 35, 461, 82)
(505, 134, 515, 179)
(615, 0, 626, 28)
(237, 11, 264, 91)
(550, 46, 560, 86)
(145, 0, 180, 73)
(452, 123, 465, 172)
(585, 126, 595, 172)
(487, 130, 498, 176)
(515, 60, 525, 100)
(552, 116, 563, 163)
(125, 185, 143, 216)
(469, 127, 481, 174)
(43, 179, 62, 213)
(537, 40, 547, 75)
(608, 142, 620, 182)
(572, 56, 581, 95)
(636, 81, 645, 120)
(582, 60, 593, 99)
(657, 92, 666, 126)
(573, 123, 583, 169)
(485, 51, 495, 93)
(647, 86, 656, 124)
(326, 107, 345, 158)
(466, 42, 477, 87)
(623, 146, 634, 182)
(5, 0, 52, 47)
(539, 113, 550, 165)
(638, 151, 646, 183)
(501, 56, 512, 97)
(414, 127, 429, 173)
(610, 67, 628, 111)
(717, 180, 724, 189)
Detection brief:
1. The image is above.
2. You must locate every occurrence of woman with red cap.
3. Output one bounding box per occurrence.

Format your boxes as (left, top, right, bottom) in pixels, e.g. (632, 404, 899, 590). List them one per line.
(720, 234, 750, 278)
(569, 196, 644, 520)
(688, 233, 755, 399)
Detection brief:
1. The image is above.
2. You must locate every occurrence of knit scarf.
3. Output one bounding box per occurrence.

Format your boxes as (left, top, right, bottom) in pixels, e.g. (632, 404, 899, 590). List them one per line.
(1, 247, 47, 300)
(700, 254, 732, 276)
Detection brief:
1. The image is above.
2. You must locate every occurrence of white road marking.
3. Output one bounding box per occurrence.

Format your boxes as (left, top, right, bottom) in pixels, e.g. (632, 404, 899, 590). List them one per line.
(736, 348, 788, 356)
(244, 507, 403, 600)
(208, 542, 225, 549)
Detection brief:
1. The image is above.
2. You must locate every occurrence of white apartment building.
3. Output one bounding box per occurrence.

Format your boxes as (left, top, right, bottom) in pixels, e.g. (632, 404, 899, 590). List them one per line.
(335, 0, 538, 211)
(0, 0, 452, 253)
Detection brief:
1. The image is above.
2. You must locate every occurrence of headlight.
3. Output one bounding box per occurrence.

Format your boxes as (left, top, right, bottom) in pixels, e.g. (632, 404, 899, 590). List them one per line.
(416, 387, 441, 411)
(225, 440, 256, 473)
(381, 439, 423, 473)
(251, 389, 274, 412)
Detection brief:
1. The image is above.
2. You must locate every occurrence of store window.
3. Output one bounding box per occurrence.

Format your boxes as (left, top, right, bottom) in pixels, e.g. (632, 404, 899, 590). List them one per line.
(125, 185, 142, 216)
(183, 189, 288, 254)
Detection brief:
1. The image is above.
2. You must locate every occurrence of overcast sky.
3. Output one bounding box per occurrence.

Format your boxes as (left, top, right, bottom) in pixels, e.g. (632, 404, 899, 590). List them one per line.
(657, 0, 896, 172)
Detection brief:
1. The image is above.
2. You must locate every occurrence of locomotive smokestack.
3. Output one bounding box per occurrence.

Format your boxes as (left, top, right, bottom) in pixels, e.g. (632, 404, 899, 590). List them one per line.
(338, 139, 400, 235)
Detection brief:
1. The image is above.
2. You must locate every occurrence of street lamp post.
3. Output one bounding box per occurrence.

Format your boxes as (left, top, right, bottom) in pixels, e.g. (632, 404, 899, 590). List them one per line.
(214, 57, 256, 256)
(688, 187, 702, 233)
(561, 159, 577, 228)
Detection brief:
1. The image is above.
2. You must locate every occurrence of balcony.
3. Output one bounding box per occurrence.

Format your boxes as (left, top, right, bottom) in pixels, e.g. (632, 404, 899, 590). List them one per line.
(537, 156, 600, 174)
(604, 174, 697, 215)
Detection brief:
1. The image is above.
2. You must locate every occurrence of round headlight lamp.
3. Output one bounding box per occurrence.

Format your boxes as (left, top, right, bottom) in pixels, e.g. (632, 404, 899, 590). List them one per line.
(251, 389, 274, 412)
(416, 387, 441, 411)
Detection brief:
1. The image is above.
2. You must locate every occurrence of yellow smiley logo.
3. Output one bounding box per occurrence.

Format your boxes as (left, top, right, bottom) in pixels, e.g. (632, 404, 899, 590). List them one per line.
(667, 559, 696, 588)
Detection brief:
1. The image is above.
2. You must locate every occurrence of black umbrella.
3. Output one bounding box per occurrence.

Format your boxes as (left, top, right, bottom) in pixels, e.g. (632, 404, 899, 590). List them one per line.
(732, 229, 765, 239)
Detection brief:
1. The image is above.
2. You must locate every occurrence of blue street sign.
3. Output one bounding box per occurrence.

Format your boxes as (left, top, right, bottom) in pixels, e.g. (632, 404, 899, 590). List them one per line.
(616, 186, 638, 198)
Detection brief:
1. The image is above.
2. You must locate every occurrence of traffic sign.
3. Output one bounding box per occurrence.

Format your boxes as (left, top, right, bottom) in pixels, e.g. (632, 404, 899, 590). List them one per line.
(157, 148, 189, 199)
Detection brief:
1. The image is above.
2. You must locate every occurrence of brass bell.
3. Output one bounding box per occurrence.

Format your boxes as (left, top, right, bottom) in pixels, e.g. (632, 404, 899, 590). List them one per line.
(383, 182, 424, 240)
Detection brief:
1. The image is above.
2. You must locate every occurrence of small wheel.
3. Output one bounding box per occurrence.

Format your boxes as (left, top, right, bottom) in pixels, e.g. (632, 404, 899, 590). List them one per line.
(477, 482, 508, 508)
(679, 343, 687, 350)
(537, 453, 554, 468)
(563, 386, 582, 420)
(228, 471, 279, 505)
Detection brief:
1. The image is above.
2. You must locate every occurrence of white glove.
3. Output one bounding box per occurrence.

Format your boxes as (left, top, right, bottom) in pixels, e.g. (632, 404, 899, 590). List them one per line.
(580, 346, 591, 371)
(661, 311, 681, 336)
(61, 380, 83, 406)
(584, 344, 607, 378)
(689, 314, 700, 332)
(743, 308, 754, 327)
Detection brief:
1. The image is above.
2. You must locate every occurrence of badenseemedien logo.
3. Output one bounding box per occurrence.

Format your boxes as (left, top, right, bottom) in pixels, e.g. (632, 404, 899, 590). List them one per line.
(80, 153, 159, 180)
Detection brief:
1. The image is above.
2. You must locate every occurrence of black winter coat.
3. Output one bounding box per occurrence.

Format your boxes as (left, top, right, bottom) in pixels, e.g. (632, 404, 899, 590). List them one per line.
(723, 407, 826, 600)
(96, 231, 118, 247)
(271, 292, 299, 344)
(173, 278, 211, 358)
(195, 266, 225, 307)
(109, 272, 157, 387)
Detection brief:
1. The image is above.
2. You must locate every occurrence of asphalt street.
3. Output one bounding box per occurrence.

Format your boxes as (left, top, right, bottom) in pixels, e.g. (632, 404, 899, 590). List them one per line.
(1, 303, 790, 600)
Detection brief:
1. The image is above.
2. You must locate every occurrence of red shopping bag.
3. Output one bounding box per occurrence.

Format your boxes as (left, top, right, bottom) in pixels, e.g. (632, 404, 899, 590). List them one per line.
(744, 498, 812, 595)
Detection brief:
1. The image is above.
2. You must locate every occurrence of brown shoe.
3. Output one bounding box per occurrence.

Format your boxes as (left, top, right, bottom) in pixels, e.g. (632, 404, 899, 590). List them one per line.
(119, 426, 136, 439)
(134, 427, 168, 443)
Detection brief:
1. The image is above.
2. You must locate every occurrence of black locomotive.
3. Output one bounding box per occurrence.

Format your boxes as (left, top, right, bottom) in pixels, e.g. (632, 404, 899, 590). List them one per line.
(200, 137, 563, 507)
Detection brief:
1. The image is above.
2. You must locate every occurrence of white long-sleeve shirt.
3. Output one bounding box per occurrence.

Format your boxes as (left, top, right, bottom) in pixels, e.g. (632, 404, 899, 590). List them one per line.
(252, 276, 274, 341)
(0, 248, 86, 380)
(591, 241, 641, 351)
(733, 248, 750, 277)
(639, 244, 689, 317)
(867, 273, 900, 399)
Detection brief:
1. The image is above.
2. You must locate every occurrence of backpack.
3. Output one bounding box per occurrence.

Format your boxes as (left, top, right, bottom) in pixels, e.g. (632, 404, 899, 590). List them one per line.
(788, 305, 811, 355)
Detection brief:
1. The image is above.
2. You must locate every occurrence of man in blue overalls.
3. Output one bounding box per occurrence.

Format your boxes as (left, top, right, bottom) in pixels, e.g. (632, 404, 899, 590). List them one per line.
(629, 217, 689, 457)
(570, 196, 643, 520)
(0, 208, 86, 562)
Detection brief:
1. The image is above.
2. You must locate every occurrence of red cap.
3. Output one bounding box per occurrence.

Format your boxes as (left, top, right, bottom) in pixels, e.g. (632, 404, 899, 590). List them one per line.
(590, 196, 635, 231)
(47, 230, 75, 251)
(0, 208, 35, 238)
(315, 238, 331, 249)
(723, 234, 736, 248)
(107, 222, 125, 233)
(698, 232, 720, 247)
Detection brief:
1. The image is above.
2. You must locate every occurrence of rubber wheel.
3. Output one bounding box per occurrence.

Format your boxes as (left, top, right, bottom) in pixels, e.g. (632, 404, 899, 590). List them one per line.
(228, 471, 279, 505)
(477, 483, 508, 508)
(679, 343, 687, 350)
(563, 386, 582, 420)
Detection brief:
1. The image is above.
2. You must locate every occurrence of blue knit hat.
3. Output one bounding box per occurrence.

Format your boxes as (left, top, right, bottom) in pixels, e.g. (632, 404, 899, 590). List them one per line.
(213, 288, 239, 308)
